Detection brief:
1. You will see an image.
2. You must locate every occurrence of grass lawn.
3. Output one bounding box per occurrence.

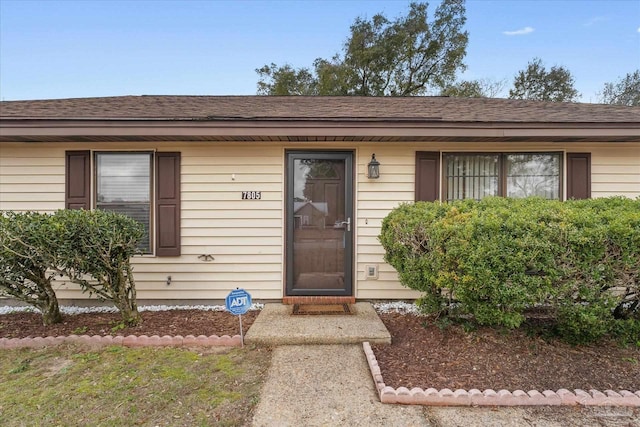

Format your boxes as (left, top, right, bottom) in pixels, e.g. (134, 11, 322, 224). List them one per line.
(0, 344, 271, 427)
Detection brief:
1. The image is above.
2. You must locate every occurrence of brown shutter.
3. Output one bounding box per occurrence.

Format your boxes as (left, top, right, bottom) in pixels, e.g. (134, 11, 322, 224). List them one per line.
(155, 152, 181, 256)
(65, 150, 90, 209)
(415, 151, 440, 201)
(566, 153, 591, 199)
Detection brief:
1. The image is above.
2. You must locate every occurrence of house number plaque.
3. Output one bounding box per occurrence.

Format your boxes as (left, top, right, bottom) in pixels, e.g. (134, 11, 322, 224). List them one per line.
(241, 191, 262, 200)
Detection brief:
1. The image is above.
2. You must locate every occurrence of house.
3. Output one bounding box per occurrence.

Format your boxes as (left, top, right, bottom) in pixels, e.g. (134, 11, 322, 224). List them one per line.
(1, 96, 639, 304)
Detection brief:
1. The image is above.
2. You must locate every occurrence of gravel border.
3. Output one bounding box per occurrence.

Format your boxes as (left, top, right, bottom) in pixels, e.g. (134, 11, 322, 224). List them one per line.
(0, 303, 264, 316)
(363, 342, 640, 407)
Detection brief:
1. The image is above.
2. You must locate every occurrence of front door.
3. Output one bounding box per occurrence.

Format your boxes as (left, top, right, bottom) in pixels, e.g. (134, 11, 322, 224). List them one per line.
(286, 151, 353, 296)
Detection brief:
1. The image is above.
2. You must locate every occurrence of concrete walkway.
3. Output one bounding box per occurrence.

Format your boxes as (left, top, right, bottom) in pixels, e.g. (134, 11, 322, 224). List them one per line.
(252, 344, 428, 426)
(249, 303, 639, 427)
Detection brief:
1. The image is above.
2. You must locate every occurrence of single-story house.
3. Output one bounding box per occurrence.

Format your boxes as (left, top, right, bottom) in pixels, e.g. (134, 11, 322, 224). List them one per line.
(1, 96, 639, 304)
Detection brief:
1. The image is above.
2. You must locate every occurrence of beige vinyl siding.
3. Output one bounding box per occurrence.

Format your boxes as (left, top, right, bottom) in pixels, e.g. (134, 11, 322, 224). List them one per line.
(146, 145, 284, 300)
(355, 147, 421, 300)
(590, 146, 640, 198)
(1, 141, 639, 302)
(0, 146, 65, 212)
(0, 142, 285, 301)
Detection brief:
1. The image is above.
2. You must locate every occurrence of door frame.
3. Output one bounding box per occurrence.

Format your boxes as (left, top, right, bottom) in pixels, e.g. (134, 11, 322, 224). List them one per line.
(284, 150, 354, 296)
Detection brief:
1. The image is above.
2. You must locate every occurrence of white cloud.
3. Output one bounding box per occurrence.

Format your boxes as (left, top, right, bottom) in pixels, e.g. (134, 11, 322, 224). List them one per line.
(584, 16, 607, 27)
(637, 27, 640, 33)
(503, 26, 534, 36)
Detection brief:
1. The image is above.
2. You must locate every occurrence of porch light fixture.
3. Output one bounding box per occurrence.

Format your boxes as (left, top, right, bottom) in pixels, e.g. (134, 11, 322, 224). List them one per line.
(367, 153, 380, 179)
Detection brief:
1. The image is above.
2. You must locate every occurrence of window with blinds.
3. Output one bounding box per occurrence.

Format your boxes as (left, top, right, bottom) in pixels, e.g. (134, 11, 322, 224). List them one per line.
(444, 154, 499, 201)
(444, 153, 561, 201)
(96, 152, 152, 252)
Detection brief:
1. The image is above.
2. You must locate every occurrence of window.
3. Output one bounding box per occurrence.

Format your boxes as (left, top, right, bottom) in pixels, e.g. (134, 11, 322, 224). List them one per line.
(505, 154, 560, 199)
(65, 151, 181, 257)
(443, 153, 561, 201)
(96, 152, 152, 252)
(444, 154, 499, 201)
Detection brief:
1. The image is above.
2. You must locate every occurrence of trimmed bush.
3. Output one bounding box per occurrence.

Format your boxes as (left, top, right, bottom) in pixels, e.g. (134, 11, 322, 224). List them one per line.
(379, 197, 640, 343)
(52, 209, 145, 326)
(0, 212, 63, 325)
(0, 209, 144, 326)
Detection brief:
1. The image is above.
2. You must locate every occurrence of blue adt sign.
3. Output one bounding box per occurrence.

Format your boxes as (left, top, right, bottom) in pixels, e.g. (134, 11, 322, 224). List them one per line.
(225, 288, 252, 315)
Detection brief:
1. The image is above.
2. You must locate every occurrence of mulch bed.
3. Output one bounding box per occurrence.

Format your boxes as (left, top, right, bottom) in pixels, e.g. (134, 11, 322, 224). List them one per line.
(372, 312, 640, 392)
(0, 309, 257, 338)
(2, 308, 639, 392)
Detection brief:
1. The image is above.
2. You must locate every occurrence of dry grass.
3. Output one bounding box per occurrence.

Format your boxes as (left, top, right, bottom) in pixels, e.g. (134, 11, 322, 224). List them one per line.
(0, 344, 271, 426)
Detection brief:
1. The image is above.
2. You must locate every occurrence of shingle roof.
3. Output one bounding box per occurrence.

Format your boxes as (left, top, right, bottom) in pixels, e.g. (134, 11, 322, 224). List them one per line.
(1, 95, 639, 123)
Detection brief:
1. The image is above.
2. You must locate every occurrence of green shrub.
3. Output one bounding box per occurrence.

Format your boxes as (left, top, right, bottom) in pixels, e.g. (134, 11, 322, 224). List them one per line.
(563, 197, 640, 321)
(53, 209, 145, 326)
(556, 300, 617, 345)
(0, 209, 145, 327)
(378, 201, 453, 316)
(380, 197, 640, 343)
(611, 318, 640, 347)
(0, 212, 62, 325)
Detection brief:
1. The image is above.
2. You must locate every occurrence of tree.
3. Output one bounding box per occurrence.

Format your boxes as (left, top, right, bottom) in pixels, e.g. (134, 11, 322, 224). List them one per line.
(256, 63, 317, 96)
(599, 70, 640, 106)
(0, 212, 63, 325)
(256, 1, 469, 96)
(440, 78, 506, 98)
(508, 58, 579, 102)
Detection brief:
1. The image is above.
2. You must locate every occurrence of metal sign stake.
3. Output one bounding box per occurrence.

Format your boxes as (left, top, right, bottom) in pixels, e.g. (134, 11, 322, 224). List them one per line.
(239, 314, 244, 347)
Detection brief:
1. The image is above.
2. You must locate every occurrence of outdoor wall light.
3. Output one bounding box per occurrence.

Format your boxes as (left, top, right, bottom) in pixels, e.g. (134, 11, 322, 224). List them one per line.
(367, 153, 380, 179)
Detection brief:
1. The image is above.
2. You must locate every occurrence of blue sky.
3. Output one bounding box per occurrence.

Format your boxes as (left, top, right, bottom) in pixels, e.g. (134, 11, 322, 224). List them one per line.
(1, 0, 638, 102)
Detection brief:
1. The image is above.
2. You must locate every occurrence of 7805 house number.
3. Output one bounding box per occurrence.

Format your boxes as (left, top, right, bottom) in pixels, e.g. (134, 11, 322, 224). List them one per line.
(241, 191, 262, 200)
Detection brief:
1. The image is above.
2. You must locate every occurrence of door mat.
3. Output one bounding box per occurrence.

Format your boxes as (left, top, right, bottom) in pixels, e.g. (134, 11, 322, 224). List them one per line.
(292, 304, 352, 315)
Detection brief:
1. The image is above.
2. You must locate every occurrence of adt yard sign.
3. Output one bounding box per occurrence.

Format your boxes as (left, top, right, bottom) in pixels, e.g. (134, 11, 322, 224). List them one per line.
(226, 288, 252, 315)
(226, 288, 252, 347)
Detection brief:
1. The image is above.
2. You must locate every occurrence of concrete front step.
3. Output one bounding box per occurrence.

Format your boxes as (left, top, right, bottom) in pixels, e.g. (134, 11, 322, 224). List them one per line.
(244, 302, 391, 346)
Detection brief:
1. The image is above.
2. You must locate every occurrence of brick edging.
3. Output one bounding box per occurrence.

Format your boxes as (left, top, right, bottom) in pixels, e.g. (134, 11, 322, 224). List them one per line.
(362, 342, 640, 407)
(0, 334, 243, 349)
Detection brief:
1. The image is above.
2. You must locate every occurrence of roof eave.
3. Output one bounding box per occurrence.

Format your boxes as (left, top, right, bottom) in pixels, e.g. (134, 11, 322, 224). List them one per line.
(1, 118, 639, 143)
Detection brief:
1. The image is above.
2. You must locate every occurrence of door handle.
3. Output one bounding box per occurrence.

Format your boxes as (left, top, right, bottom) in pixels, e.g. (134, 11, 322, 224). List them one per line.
(338, 217, 351, 232)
